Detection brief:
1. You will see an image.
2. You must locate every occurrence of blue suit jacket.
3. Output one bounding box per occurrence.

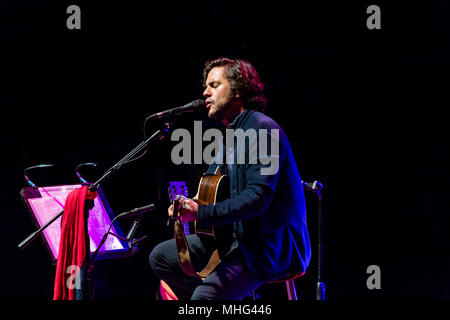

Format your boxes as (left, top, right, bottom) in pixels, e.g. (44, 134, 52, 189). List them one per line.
(197, 110, 311, 282)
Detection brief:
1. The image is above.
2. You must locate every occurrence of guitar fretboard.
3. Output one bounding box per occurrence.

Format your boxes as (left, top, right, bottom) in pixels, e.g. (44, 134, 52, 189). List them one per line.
(168, 181, 190, 235)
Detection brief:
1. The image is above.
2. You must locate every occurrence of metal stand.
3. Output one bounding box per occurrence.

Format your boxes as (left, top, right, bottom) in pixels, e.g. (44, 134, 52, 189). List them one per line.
(303, 180, 325, 301)
(18, 122, 173, 300)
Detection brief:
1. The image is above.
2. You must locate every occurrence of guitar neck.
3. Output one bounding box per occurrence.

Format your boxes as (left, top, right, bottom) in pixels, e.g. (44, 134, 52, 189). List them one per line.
(183, 222, 190, 235)
(172, 198, 190, 236)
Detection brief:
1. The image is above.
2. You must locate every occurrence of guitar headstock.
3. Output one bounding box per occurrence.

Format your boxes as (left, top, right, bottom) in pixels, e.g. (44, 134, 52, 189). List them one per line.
(168, 181, 189, 202)
(168, 181, 191, 234)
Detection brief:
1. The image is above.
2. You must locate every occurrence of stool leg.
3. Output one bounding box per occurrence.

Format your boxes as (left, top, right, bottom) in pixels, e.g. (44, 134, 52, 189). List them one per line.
(286, 280, 298, 300)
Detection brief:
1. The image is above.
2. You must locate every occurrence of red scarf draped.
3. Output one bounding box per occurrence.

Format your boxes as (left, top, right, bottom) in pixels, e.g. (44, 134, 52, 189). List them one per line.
(53, 186, 97, 300)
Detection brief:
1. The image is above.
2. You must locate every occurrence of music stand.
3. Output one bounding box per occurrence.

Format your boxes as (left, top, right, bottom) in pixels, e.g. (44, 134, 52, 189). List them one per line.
(18, 124, 169, 300)
(20, 184, 133, 264)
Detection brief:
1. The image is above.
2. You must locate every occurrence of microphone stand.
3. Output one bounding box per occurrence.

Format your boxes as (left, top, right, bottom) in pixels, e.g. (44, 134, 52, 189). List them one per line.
(303, 180, 326, 301)
(316, 186, 325, 301)
(18, 121, 173, 299)
(88, 204, 156, 263)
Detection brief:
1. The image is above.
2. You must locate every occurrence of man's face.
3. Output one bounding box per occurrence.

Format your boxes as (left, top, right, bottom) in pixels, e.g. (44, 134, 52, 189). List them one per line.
(203, 67, 234, 121)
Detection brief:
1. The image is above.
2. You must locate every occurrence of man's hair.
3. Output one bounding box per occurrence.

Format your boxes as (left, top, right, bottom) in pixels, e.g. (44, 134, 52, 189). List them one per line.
(202, 57, 267, 112)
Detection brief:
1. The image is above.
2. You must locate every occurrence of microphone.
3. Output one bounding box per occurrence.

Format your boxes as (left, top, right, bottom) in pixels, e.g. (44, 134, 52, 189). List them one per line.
(118, 203, 155, 247)
(302, 180, 323, 192)
(146, 99, 205, 120)
(117, 203, 156, 220)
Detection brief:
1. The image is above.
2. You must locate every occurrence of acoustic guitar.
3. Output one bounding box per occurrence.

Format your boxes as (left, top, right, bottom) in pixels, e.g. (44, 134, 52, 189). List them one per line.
(169, 174, 230, 239)
(171, 173, 230, 279)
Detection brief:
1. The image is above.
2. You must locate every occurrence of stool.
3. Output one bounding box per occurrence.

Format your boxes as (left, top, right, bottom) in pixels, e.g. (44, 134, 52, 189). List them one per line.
(158, 276, 302, 300)
(157, 280, 178, 300)
(251, 272, 305, 300)
(285, 278, 298, 300)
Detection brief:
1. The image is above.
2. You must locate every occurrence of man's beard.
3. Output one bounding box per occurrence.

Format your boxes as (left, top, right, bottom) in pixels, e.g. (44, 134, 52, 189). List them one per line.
(208, 92, 235, 120)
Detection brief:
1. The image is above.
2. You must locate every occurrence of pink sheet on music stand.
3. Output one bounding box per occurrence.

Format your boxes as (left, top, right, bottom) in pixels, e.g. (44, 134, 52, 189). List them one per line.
(26, 184, 125, 261)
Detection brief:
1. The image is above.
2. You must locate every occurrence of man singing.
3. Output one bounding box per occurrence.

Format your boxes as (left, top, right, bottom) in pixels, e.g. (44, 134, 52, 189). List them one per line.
(149, 57, 311, 300)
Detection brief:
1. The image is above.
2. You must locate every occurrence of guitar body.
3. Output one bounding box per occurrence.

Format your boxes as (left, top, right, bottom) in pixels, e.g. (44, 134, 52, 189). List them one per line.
(163, 173, 232, 292)
(194, 174, 230, 238)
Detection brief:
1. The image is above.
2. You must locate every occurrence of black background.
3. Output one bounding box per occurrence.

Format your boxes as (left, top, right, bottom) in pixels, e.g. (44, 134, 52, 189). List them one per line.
(1, 1, 449, 301)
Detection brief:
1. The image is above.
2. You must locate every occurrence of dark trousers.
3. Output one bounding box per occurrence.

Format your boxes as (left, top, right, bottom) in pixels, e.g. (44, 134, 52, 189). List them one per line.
(149, 234, 262, 300)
